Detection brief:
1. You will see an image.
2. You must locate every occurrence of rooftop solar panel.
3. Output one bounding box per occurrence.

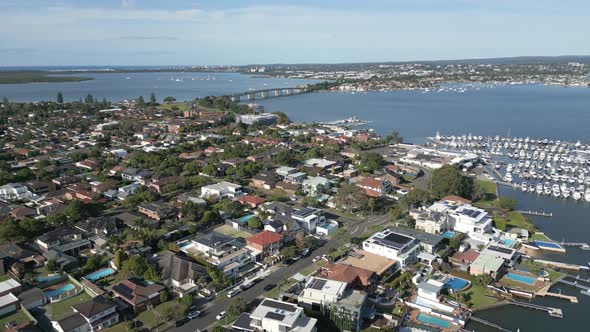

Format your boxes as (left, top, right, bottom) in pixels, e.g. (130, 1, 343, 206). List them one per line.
(265, 312, 286, 321)
(262, 299, 296, 312)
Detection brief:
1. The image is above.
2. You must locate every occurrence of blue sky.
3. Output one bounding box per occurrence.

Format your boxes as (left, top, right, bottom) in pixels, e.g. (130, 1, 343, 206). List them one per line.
(0, 0, 589, 66)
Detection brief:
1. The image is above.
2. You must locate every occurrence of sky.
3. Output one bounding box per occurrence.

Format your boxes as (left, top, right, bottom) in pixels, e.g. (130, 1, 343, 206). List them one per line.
(0, 0, 589, 66)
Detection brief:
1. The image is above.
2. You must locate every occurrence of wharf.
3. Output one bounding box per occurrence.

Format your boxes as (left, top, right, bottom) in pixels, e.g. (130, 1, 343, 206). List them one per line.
(558, 279, 590, 291)
(508, 299, 563, 318)
(517, 210, 553, 217)
(559, 242, 590, 250)
(536, 285, 578, 303)
(468, 316, 513, 332)
(534, 259, 589, 271)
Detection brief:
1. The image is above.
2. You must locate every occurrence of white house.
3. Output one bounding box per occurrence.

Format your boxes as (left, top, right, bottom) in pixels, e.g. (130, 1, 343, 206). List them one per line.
(246, 298, 317, 332)
(292, 207, 326, 233)
(362, 228, 421, 268)
(200, 181, 244, 199)
(0, 183, 38, 201)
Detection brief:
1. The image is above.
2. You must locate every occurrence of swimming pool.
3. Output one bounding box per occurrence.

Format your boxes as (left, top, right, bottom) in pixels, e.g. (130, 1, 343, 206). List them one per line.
(417, 313, 451, 329)
(441, 231, 456, 239)
(444, 277, 470, 291)
(506, 273, 536, 285)
(34, 275, 62, 284)
(532, 240, 563, 249)
(84, 268, 115, 282)
(501, 238, 516, 246)
(238, 214, 255, 223)
(44, 283, 75, 297)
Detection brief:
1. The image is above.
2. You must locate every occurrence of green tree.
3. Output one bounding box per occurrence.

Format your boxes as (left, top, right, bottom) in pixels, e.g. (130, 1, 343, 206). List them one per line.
(163, 96, 176, 103)
(46, 259, 59, 272)
(385, 131, 403, 144)
(200, 210, 219, 227)
(85, 94, 94, 104)
(150, 92, 157, 104)
(160, 290, 170, 303)
(389, 205, 402, 222)
(498, 197, 517, 211)
(114, 250, 127, 270)
(247, 216, 263, 229)
(57, 92, 64, 103)
(280, 246, 297, 259)
(121, 256, 149, 275)
(358, 152, 384, 173)
(429, 165, 474, 199)
(333, 183, 368, 212)
(137, 96, 145, 107)
(272, 111, 290, 124)
(227, 297, 247, 317)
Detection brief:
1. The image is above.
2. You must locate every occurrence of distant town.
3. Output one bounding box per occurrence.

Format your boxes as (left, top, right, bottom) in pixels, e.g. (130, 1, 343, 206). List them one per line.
(0, 89, 588, 332)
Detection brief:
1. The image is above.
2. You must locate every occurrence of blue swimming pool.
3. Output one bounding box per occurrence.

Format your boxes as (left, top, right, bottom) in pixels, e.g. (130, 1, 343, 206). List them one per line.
(417, 313, 451, 329)
(34, 275, 62, 284)
(44, 283, 75, 297)
(444, 277, 470, 291)
(238, 214, 255, 223)
(501, 238, 516, 246)
(84, 268, 115, 282)
(532, 240, 562, 249)
(506, 273, 536, 285)
(441, 231, 456, 239)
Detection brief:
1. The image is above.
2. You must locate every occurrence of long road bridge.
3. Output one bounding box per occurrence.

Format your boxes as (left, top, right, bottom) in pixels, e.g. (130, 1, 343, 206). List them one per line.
(225, 86, 309, 102)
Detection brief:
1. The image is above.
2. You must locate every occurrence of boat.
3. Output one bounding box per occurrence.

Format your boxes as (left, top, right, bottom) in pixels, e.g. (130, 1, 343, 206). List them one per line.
(585, 190, 590, 202)
(573, 191, 582, 200)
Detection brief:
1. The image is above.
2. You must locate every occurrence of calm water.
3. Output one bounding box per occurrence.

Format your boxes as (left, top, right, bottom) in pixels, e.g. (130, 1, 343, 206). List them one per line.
(256, 85, 590, 144)
(0, 72, 323, 102)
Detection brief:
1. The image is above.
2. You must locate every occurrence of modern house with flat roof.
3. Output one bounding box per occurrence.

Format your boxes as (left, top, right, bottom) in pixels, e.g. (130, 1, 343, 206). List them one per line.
(232, 298, 317, 332)
(362, 228, 421, 268)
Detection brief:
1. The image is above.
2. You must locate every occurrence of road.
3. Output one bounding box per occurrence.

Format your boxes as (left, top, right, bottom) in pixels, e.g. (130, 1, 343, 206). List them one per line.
(170, 211, 390, 332)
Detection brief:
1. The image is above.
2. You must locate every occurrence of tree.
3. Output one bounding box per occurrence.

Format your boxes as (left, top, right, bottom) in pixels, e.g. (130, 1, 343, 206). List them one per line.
(385, 131, 403, 144)
(163, 96, 176, 103)
(57, 92, 64, 103)
(150, 92, 157, 104)
(227, 297, 247, 317)
(85, 94, 94, 104)
(358, 152, 384, 173)
(333, 183, 368, 212)
(389, 205, 402, 222)
(137, 96, 145, 107)
(280, 246, 297, 259)
(332, 228, 351, 243)
(247, 216, 263, 229)
(272, 111, 290, 124)
(429, 165, 474, 200)
(46, 259, 59, 272)
(114, 250, 127, 269)
(200, 210, 219, 227)
(122, 256, 149, 275)
(476, 274, 493, 286)
(498, 197, 516, 211)
(367, 198, 376, 215)
(294, 231, 306, 249)
(160, 290, 170, 303)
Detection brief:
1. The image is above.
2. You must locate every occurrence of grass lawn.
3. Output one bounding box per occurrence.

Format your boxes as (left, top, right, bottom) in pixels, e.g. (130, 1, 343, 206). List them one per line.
(157, 102, 190, 112)
(264, 285, 282, 299)
(213, 224, 252, 239)
(476, 179, 497, 196)
(0, 310, 32, 327)
(45, 292, 92, 320)
(102, 323, 129, 332)
(0, 274, 14, 282)
(137, 300, 188, 329)
(100, 270, 131, 289)
(448, 270, 498, 309)
(531, 233, 553, 241)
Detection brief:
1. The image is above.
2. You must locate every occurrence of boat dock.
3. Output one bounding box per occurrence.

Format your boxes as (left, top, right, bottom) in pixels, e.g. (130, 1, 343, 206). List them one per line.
(516, 210, 553, 217)
(534, 259, 589, 271)
(559, 242, 590, 250)
(468, 316, 513, 332)
(508, 299, 563, 318)
(558, 279, 590, 291)
(536, 286, 578, 303)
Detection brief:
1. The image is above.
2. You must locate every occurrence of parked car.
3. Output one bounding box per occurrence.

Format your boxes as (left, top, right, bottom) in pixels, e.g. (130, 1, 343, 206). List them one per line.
(227, 288, 241, 298)
(175, 317, 190, 327)
(263, 283, 276, 291)
(312, 255, 321, 262)
(216, 311, 226, 320)
(241, 282, 254, 290)
(187, 310, 202, 319)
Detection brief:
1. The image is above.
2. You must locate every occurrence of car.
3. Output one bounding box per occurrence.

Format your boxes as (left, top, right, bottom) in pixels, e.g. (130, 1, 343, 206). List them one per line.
(187, 310, 202, 319)
(241, 282, 254, 290)
(175, 317, 190, 327)
(216, 311, 226, 320)
(300, 248, 310, 257)
(263, 283, 276, 291)
(227, 288, 241, 298)
(312, 255, 321, 262)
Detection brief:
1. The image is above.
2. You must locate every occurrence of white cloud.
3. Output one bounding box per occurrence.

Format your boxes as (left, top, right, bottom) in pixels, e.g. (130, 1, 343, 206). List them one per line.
(121, 0, 136, 9)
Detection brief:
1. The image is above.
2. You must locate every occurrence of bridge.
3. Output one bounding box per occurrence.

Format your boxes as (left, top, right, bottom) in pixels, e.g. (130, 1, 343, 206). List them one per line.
(225, 86, 309, 102)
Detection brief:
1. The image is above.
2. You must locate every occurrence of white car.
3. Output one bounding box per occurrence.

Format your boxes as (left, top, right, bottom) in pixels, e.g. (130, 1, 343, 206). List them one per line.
(216, 311, 226, 320)
(187, 310, 201, 319)
(312, 255, 321, 263)
(227, 288, 241, 298)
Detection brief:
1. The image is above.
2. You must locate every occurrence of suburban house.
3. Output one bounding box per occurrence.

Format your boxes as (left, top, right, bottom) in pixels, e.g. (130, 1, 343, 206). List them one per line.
(154, 251, 208, 298)
(362, 228, 421, 268)
(112, 277, 166, 312)
(51, 295, 119, 332)
(352, 176, 391, 198)
(181, 232, 250, 276)
(34, 227, 91, 256)
(121, 168, 153, 184)
(302, 176, 330, 196)
(231, 298, 317, 332)
(138, 202, 177, 221)
(246, 231, 285, 260)
(238, 195, 266, 208)
(320, 263, 376, 290)
(292, 207, 326, 233)
(250, 171, 280, 190)
(200, 181, 244, 200)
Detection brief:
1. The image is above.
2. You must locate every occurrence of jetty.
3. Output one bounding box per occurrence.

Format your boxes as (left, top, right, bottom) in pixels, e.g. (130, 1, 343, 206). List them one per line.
(508, 299, 563, 318)
(468, 316, 513, 332)
(536, 285, 578, 303)
(516, 210, 553, 217)
(534, 259, 589, 271)
(559, 242, 590, 250)
(558, 279, 590, 291)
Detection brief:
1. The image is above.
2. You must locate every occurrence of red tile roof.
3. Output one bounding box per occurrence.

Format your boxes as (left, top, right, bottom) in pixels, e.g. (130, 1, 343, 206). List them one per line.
(322, 263, 375, 286)
(246, 230, 284, 246)
(440, 195, 472, 204)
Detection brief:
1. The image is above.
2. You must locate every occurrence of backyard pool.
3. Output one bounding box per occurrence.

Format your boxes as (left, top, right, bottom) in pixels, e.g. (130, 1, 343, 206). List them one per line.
(34, 275, 62, 284)
(84, 268, 115, 282)
(44, 283, 75, 297)
(506, 273, 536, 285)
(238, 214, 255, 223)
(501, 238, 516, 247)
(532, 240, 563, 250)
(417, 313, 451, 329)
(441, 231, 456, 239)
(444, 277, 470, 291)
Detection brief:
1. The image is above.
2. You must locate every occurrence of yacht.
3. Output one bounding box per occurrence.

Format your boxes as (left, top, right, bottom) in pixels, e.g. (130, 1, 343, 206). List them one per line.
(536, 183, 544, 194)
(544, 187, 552, 195)
(521, 181, 528, 192)
(562, 190, 571, 199)
(573, 191, 582, 200)
(505, 173, 513, 182)
(585, 189, 590, 202)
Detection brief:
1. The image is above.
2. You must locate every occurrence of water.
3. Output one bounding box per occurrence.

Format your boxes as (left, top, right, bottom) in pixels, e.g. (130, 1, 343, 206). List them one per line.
(256, 85, 590, 144)
(0, 72, 323, 102)
(416, 313, 452, 329)
(505, 272, 537, 285)
(84, 267, 116, 281)
(43, 283, 75, 297)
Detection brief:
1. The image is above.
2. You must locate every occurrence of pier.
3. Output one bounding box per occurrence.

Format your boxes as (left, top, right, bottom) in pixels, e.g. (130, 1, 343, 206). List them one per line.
(558, 279, 590, 291)
(468, 316, 513, 332)
(516, 210, 553, 217)
(559, 242, 590, 250)
(508, 299, 563, 318)
(536, 285, 578, 303)
(533, 259, 589, 271)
